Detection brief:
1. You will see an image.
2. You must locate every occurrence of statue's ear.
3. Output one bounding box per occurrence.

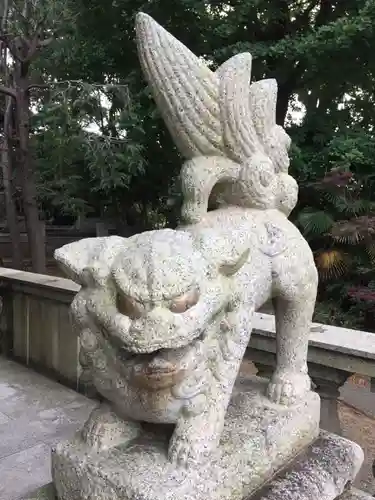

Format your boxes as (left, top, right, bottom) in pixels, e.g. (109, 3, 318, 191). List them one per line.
(54, 236, 126, 286)
(54, 238, 98, 284)
(218, 248, 250, 277)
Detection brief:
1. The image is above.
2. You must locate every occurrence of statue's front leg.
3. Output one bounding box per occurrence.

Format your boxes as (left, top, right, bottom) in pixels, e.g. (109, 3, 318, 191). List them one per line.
(267, 272, 318, 406)
(168, 303, 254, 468)
(81, 402, 141, 452)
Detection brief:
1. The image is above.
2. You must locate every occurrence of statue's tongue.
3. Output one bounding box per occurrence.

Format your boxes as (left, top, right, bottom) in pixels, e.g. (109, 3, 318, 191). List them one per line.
(136, 345, 192, 375)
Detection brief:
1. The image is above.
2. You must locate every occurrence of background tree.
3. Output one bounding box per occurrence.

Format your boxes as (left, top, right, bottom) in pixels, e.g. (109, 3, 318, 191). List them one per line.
(43, 0, 375, 226)
(0, 0, 22, 268)
(291, 129, 375, 328)
(0, 0, 64, 272)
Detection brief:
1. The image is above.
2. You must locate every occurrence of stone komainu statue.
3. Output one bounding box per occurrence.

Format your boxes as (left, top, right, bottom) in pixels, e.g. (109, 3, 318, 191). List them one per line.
(53, 13, 318, 469)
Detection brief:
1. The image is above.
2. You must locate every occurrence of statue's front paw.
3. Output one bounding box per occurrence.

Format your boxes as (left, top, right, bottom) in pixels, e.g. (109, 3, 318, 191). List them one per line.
(168, 412, 223, 468)
(168, 427, 218, 469)
(81, 403, 140, 451)
(267, 370, 311, 406)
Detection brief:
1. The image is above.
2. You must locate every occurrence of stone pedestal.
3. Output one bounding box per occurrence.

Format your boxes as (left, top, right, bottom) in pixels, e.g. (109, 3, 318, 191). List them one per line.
(52, 377, 320, 500)
(24, 423, 368, 500)
(340, 489, 374, 500)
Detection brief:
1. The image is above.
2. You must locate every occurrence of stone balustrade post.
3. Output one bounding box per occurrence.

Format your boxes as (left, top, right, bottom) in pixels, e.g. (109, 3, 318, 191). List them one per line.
(253, 362, 274, 380)
(312, 378, 343, 434)
(308, 364, 349, 436)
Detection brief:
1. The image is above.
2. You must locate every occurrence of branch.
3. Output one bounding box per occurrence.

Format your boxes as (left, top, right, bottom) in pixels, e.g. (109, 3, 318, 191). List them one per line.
(37, 36, 54, 47)
(23, 33, 54, 62)
(25, 33, 39, 60)
(27, 83, 48, 91)
(3, 94, 13, 136)
(0, 86, 16, 99)
(0, 33, 12, 48)
(315, 0, 334, 27)
(1, 0, 9, 31)
(293, 0, 321, 32)
(0, 34, 24, 61)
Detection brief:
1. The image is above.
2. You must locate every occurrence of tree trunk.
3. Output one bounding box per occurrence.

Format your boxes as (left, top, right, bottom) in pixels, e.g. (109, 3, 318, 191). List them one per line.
(276, 83, 291, 126)
(1, 97, 23, 269)
(0, 18, 23, 269)
(0, 0, 48, 273)
(15, 78, 46, 273)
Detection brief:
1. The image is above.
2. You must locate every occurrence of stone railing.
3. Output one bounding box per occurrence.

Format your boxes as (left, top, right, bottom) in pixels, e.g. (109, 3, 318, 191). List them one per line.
(248, 313, 375, 434)
(0, 268, 80, 390)
(0, 267, 374, 435)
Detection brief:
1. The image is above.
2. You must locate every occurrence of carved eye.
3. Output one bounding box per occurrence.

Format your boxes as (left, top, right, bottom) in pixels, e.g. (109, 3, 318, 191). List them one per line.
(116, 294, 143, 320)
(170, 289, 199, 313)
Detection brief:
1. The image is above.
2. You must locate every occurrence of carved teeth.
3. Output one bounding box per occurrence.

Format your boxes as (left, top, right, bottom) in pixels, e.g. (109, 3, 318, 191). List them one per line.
(145, 357, 177, 375)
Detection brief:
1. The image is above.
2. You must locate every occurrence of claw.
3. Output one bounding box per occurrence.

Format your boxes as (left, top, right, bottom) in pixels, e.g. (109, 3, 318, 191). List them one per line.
(267, 371, 311, 406)
(168, 429, 216, 468)
(81, 403, 140, 451)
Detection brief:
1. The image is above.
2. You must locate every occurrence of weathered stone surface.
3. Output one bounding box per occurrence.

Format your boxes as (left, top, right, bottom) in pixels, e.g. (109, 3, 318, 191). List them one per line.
(250, 432, 364, 500)
(52, 377, 320, 500)
(48, 18, 333, 500)
(339, 488, 374, 500)
(21, 480, 374, 500)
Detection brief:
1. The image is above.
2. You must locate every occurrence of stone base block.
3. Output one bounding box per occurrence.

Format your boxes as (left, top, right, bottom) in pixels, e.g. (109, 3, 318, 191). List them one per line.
(22, 484, 373, 500)
(252, 432, 364, 499)
(339, 489, 374, 500)
(52, 377, 320, 500)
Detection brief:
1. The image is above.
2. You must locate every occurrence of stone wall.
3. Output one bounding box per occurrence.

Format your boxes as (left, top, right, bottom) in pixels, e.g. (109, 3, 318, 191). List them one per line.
(0, 268, 80, 390)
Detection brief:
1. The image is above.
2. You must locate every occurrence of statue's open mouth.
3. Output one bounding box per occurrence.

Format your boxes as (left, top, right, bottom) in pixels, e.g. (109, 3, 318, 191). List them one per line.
(117, 348, 169, 368)
(131, 368, 185, 390)
(117, 347, 189, 391)
(115, 332, 203, 391)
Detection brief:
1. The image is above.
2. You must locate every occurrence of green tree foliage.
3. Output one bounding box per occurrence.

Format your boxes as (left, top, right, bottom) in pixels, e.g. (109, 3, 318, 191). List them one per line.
(290, 127, 375, 330)
(32, 82, 146, 221)
(34, 0, 375, 226)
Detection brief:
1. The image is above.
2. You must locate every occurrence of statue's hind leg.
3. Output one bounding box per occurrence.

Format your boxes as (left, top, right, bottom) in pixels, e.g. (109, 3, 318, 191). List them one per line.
(267, 264, 318, 406)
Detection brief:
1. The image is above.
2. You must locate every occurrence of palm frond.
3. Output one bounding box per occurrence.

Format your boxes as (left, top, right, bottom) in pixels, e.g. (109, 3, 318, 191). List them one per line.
(330, 216, 375, 244)
(332, 197, 372, 216)
(366, 243, 375, 264)
(297, 209, 334, 237)
(321, 191, 343, 206)
(315, 249, 348, 281)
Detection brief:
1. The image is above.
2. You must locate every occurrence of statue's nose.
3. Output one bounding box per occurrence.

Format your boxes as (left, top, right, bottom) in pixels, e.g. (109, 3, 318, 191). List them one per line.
(123, 308, 197, 353)
(126, 307, 176, 351)
(130, 307, 173, 332)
